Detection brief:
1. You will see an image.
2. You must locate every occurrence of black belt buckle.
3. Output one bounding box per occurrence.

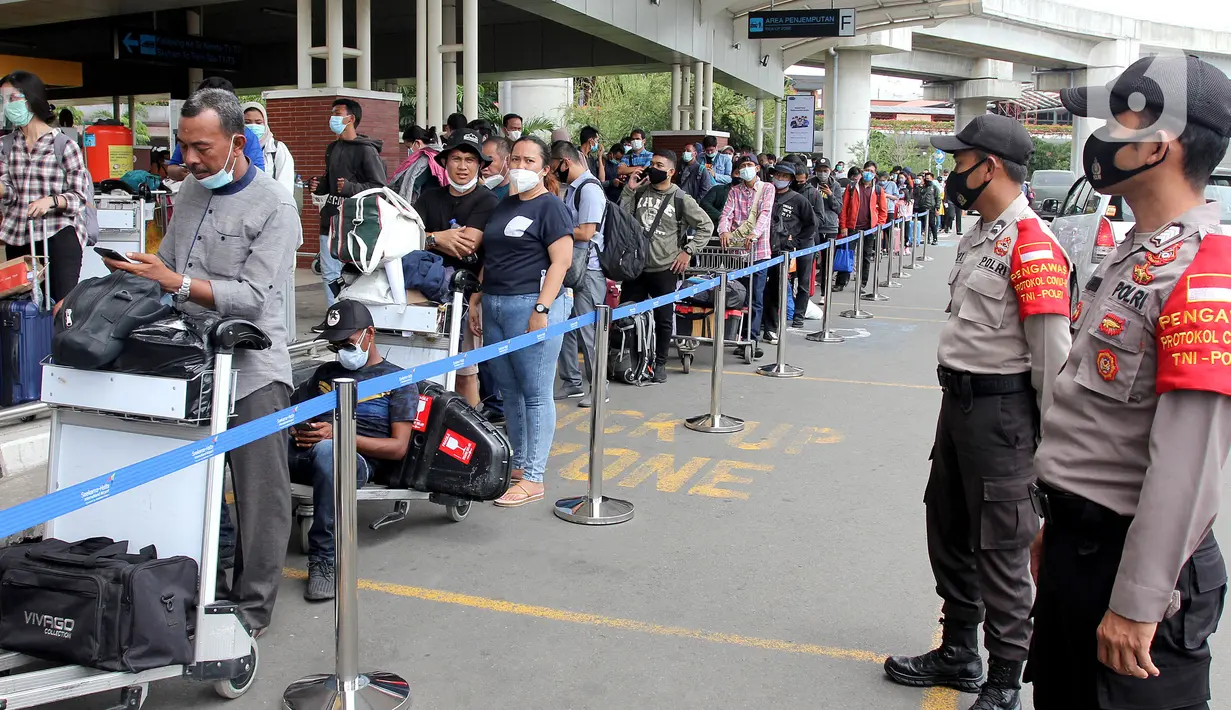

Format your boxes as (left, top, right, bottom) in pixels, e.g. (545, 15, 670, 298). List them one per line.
(1028, 482, 1048, 521)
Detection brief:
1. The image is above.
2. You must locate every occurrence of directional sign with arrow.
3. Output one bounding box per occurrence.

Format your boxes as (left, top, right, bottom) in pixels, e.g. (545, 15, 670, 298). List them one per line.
(118, 29, 243, 71)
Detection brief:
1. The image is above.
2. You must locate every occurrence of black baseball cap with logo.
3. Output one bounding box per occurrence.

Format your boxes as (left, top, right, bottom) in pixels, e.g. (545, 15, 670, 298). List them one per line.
(435, 129, 491, 167)
(931, 113, 1035, 166)
(314, 299, 374, 342)
(1059, 54, 1231, 138)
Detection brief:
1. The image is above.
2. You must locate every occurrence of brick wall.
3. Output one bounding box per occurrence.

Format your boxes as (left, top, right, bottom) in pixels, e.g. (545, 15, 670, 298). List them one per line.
(264, 89, 403, 267)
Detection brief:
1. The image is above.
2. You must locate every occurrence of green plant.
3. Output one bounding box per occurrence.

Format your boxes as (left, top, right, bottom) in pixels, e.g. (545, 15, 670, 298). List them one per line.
(1029, 136, 1072, 173)
(86, 105, 151, 146)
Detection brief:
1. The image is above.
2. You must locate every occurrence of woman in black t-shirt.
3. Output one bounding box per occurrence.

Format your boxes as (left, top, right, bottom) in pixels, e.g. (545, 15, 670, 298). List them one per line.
(468, 136, 574, 507)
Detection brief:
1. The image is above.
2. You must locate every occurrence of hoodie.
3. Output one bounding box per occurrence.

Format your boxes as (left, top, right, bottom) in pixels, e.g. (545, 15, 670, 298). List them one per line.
(313, 134, 388, 231)
(620, 183, 713, 273)
(240, 102, 296, 199)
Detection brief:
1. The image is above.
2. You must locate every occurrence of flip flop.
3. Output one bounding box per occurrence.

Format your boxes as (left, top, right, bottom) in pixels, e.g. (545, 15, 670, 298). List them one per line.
(494, 481, 544, 508)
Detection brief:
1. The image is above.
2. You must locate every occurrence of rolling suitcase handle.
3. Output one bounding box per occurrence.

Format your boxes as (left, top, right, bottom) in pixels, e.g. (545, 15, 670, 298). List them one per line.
(27, 218, 52, 312)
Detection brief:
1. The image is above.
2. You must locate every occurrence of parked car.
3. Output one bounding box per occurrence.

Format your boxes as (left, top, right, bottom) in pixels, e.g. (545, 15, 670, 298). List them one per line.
(1048, 167, 1231, 287)
(1029, 170, 1076, 219)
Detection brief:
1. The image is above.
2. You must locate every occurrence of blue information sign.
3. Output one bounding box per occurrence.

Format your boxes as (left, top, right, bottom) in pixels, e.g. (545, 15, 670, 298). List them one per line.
(120, 30, 243, 71)
(748, 9, 856, 39)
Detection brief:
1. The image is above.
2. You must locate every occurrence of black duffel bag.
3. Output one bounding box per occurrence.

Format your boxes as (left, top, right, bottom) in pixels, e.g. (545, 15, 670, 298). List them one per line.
(53, 271, 171, 370)
(0, 537, 197, 672)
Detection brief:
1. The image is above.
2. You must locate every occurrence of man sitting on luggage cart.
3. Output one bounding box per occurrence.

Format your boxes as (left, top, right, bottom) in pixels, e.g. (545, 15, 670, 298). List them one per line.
(291, 300, 416, 601)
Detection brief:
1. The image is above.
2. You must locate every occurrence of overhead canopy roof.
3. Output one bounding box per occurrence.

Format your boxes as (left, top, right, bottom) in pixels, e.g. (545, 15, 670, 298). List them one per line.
(0, 0, 234, 30)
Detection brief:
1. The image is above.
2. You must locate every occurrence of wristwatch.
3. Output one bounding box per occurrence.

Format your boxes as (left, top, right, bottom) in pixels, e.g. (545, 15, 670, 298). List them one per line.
(425, 234, 437, 249)
(534, 303, 550, 315)
(174, 275, 192, 303)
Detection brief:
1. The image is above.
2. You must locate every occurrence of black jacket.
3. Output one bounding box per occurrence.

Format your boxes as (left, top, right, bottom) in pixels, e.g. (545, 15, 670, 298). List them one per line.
(314, 135, 388, 229)
(914, 181, 940, 211)
(770, 188, 817, 254)
(798, 178, 842, 235)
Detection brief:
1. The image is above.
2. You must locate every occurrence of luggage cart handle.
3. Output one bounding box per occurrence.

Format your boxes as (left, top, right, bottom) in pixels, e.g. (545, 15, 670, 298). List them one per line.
(212, 319, 271, 353)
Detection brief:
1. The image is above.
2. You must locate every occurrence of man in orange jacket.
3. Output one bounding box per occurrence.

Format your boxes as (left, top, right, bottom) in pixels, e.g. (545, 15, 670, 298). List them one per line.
(839, 162, 888, 292)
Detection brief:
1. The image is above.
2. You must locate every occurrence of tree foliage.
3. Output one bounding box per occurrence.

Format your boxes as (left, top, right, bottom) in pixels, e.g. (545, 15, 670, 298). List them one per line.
(1029, 136, 1072, 173)
(864, 130, 954, 174)
(396, 82, 553, 136)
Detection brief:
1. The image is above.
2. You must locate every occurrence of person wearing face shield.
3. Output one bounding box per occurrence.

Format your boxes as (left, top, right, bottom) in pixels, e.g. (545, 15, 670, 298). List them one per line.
(1023, 55, 1231, 709)
(105, 87, 299, 637)
(291, 300, 416, 601)
(882, 113, 1075, 710)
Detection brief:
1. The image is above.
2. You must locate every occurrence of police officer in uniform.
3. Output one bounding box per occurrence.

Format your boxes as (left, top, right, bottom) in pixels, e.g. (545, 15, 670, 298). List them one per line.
(884, 114, 1074, 710)
(1026, 55, 1231, 709)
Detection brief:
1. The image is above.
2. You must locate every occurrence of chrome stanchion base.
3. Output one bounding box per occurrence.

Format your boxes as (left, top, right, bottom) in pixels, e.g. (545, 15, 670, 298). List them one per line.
(839, 307, 874, 319)
(756, 362, 803, 378)
(283, 671, 411, 710)
(805, 330, 845, 343)
(553, 495, 635, 525)
(880, 279, 903, 288)
(923, 255, 935, 262)
(684, 413, 745, 433)
(861, 292, 890, 302)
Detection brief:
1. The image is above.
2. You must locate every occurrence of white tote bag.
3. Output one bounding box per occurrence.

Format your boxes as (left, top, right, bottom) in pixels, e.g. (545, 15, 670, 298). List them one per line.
(331, 187, 426, 275)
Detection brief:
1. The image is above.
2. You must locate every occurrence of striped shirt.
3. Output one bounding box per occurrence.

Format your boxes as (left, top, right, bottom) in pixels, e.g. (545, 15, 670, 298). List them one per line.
(0, 128, 92, 246)
(717, 179, 774, 261)
(622, 149, 653, 169)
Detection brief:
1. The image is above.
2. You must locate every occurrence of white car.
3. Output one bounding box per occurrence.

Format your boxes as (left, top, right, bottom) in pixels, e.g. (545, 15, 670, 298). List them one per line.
(1046, 169, 1231, 288)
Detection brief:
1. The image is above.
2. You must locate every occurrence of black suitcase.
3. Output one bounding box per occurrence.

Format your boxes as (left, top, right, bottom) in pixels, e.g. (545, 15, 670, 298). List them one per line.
(392, 382, 512, 500)
(0, 537, 197, 672)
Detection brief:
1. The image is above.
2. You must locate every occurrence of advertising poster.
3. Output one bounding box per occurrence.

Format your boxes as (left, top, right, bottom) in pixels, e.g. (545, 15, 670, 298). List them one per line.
(785, 94, 816, 154)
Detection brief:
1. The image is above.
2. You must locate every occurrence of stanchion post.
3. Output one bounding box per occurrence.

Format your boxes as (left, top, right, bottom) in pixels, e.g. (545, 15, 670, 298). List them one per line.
(863, 225, 889, 302)
(902, 216, 918, 271)
(685, 272, 745, 433)
(283, 379, 412, 710)
(922, 213, 934, 262)
(806, 238, 844, 343)
(758, 257, 803, 377)
(882, 219, 903, 288)
(890, 217, 909, 280)
(840, 230, 873, 319)
(914, 214, 926, 268)
(554, 306, 634, 524)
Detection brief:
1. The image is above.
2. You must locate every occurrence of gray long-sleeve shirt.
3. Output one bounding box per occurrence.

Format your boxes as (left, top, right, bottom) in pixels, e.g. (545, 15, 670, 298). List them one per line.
(1036, 202, 1231, 623)
(158, 166, 299, 400)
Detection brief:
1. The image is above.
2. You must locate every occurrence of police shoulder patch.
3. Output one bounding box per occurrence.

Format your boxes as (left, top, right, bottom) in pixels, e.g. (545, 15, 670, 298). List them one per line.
(1144, 222, 1187, 255)
(1008, 218, 1071, 321)
(1156, 234, 1231, 397)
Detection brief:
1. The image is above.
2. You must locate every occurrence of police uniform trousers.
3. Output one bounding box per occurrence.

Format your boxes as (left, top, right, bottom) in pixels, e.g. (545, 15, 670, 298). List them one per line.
(1026, 482, 1226, 709)
(926, 370, 1039, 662)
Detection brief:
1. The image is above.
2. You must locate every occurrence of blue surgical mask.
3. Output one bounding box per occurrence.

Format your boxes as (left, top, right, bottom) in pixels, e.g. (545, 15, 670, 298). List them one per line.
(739, 166, 757, 182)
(246, 123, 266, 140)
(337, 332, 369, 370)
(863, 171, 875, 182)
(329, 115, 348, 135)
(4, 99, 31, 128)
(198, 136, 240, 190)
(682, 151, 695, 163)
(773, 179, 790, 190)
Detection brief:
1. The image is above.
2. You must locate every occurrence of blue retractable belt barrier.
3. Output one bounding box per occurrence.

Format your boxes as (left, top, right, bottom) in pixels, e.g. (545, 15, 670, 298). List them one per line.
(0, 217, 914, 538)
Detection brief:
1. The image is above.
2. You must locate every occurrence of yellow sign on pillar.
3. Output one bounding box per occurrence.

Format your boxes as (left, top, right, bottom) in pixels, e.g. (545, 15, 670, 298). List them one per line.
(107, 145, 133, 179)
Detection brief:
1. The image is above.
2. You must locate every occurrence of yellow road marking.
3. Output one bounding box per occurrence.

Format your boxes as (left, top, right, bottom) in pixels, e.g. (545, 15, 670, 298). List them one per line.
(921, 621, 960, 710)
(283, 568, 887, 666)
(725, 370, 940, 391)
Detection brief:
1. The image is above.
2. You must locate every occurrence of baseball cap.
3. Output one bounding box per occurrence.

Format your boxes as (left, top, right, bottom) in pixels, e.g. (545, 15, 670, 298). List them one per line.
(1059, 54, 1231, 138)
(314, 299, 374, 342)
(736, 153, 758, 167)
(931, 113, 1034, 165)
(771, 162, 797, 176)
(435, 129, 491, 167)
(816, 157, 832, 169)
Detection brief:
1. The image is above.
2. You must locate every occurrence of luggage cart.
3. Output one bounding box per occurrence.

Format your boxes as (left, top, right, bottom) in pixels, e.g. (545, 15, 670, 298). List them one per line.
(79, 194, 150, 282)
(674, 243, 759, 372)
(290, 286, 472, 553)
(0, 320, 272, 709)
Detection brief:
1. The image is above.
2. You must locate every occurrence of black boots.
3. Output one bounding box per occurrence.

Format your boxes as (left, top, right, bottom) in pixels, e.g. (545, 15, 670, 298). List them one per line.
(969, 659, 1022, 710)
(884, 624, 984, 693)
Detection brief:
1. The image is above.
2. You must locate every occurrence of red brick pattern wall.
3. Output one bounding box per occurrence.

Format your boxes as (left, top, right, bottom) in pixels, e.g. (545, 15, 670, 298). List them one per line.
(265, 93, 403, 267)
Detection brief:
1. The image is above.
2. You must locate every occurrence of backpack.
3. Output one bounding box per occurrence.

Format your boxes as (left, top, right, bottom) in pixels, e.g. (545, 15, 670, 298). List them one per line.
(51, 271, 171, 370)
(600, 186, 686, 282)
(564, 178, 606, 288)
(608, 311, 656, 385)
(0, 130, 99, 245)
(329, 186, 426, 274)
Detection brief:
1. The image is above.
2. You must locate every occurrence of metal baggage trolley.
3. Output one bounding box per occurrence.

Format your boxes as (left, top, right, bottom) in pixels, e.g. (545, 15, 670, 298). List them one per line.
(674, 242, 760, 372)
(289, 285, 473, 553)
(0, 320, 272, 708)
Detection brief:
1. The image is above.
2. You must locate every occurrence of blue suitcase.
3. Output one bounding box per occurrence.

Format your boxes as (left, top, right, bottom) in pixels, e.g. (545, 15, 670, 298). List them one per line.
(0, 224, 55, 407)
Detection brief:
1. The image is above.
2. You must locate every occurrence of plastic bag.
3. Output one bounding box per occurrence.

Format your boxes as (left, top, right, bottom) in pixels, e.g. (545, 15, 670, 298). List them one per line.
(111, 311, 222, 419)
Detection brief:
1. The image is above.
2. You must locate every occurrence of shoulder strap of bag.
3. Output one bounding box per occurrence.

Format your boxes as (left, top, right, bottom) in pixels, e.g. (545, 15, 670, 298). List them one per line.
(645, 189, 675, 238)
(573, 177, 602, 211)
(674, 192, 687, 245)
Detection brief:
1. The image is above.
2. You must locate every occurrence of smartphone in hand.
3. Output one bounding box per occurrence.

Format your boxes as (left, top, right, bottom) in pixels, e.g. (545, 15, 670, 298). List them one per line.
(93, 247, 132, 262)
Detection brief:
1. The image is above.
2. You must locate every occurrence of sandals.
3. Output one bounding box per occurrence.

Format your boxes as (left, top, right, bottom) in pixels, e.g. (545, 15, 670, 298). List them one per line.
(494, 481, 544, 508)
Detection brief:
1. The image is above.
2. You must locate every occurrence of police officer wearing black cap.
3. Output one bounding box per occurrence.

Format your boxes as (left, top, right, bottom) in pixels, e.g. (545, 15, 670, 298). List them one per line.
(1025, 54, 1231, 709)
(884, 113, 1075, 710)
(413, 129, 498, 406)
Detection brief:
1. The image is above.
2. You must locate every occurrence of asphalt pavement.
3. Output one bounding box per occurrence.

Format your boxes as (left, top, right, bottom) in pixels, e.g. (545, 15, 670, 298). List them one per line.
(28, 237, 1231, 709)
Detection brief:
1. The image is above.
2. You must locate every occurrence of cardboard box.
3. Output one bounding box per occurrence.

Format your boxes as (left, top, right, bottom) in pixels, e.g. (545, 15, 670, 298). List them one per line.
(0, 256, 39, 299)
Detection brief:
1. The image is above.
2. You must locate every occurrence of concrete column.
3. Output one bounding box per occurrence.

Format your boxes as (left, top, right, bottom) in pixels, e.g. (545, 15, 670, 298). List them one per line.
(830, 48, 872, 166)
(356, 0, 371, 90)
(186, 9, 203, 91)
(462, 0, 478, 119)
(427, 0, 443, 131)
(1070, 39, 1137, 176)
(680, 64, 692, 129)
(703, 62, 714, 132)
(325, 0, 344, 88)
(670, 64, 681, 131)
(296, 0, 312, 89)
(442, 0, 458, 117)
(692, 60, 704, 131)
(823, 58, 837, 159)
(773, 99, 782, 156)
(416, 0, 427, 127)
(754, 99, 764, 153)
(954, 97, 988, 132)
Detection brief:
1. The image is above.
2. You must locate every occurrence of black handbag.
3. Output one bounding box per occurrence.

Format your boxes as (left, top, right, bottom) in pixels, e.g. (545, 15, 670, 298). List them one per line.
(0, 537, 198, 672)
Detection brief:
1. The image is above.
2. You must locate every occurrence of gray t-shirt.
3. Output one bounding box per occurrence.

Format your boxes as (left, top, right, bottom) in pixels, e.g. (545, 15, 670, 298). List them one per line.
(157, 165, 298, 400)
(565, 171, 606, 271)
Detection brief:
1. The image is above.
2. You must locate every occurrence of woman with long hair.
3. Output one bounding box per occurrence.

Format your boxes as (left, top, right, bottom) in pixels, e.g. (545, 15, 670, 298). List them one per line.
(468, 136, 572, 507)
(0, 70, 90, 303)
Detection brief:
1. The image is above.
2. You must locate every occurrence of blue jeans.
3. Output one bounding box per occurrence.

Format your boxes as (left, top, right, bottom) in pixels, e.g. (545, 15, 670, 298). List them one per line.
(748, 261, 770, 336)
(481, 292, 567, 483)
(319, 234, 343, 307)
(289, 439, 371, 564)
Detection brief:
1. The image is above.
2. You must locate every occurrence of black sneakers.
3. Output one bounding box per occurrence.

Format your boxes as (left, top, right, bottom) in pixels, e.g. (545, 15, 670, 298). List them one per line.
(304, 559, 336, 602)
(970, 659, 1023, 710)
(649, 361, 668, 384)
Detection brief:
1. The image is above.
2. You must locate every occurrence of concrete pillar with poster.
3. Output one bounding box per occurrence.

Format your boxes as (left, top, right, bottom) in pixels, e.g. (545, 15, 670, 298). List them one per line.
(784, 93, 817, 157)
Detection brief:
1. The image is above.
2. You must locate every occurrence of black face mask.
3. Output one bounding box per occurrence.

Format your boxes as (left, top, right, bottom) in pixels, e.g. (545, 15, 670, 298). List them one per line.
(944, 158, 992, 210)
(1082, 130, 1167, 191)
(554, 162, 570, 184)
(792, 179, 806, 191)
(646, 167, 670, 185)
